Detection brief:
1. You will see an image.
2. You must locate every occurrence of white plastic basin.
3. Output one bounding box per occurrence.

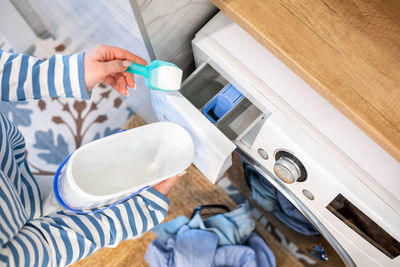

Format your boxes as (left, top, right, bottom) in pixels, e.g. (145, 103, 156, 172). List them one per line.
(56, 122, 194, 210)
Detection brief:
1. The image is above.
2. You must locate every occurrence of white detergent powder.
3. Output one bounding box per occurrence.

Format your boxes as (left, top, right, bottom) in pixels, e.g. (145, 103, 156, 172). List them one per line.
(152, 66, 183, 90)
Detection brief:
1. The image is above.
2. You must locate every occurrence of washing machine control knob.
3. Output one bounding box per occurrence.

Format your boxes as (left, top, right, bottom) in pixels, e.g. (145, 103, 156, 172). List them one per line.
(273, 157, 301, 184)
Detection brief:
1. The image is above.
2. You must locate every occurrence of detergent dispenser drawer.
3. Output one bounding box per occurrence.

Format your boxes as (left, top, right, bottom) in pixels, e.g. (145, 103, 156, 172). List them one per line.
(152, 62, 265, 183)
(181, 63, 264, 141)
(151, 62, 235, 183)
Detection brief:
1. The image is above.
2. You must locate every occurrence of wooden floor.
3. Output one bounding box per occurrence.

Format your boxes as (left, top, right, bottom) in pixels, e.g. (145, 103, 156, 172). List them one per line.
(71, 115, 301, 267)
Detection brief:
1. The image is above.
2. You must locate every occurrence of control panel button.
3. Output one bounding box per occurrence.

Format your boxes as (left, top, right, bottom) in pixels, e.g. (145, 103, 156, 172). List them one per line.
(302, 189, 315, 200)
(274, 157, 301, 184)
(257, 148, 269, 160)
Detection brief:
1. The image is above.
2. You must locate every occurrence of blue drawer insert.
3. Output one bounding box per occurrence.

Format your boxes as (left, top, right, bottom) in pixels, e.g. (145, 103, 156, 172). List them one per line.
(202, 84, 244, 123)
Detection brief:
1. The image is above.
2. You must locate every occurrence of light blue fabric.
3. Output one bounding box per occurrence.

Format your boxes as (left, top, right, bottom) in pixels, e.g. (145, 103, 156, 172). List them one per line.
(175, 226, 218, 267)
(146, 225, 219, 267)
(189, 203, 254, 245)
(146, 229, 275, 267)
(155, 216, 190, 243)
(213, 245, 256, 267)
(246, 232, 276, 267)
(245, 163, 319, 236)
(146, 204, 276, 267)
(213, 233, 276, 267)
(250, 176, 278, 213)
(154, 203, 255, 246)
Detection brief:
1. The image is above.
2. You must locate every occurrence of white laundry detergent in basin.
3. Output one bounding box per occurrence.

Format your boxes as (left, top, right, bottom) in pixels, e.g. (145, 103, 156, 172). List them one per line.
(54, 122, 194, 213)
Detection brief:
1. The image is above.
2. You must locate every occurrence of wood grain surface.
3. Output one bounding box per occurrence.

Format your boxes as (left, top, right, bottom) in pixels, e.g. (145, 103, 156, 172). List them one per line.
(211, 0, 400, 162)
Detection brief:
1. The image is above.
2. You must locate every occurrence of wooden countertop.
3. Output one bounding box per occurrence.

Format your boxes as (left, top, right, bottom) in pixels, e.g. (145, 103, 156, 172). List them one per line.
(211, 0, 400, 162)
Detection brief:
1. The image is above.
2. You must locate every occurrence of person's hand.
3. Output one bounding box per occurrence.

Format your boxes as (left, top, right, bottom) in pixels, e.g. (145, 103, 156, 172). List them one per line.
(152, 171, 186, 196)
(84, 44, 146, 95)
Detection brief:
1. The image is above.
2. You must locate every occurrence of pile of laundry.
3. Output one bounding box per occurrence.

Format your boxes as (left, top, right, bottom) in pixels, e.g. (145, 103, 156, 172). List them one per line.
(145, 203, 276, 267)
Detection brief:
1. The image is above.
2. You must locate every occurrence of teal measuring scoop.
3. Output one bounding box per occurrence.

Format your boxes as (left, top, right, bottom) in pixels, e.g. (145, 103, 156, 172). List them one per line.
(126, 60, 183, 91)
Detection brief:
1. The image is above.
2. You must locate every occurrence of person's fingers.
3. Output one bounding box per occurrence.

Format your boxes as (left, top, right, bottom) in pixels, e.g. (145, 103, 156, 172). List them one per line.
(93, 44, 147, 65)
(103, 75, 117, 89)
(101, 60, 131, 77)
(104, 74, 125, 95)
(165, 175, 180, 187)
(114, 73, 128, 95)
(122, 72, 135, 89)
(153, 171, 186, 195)
(153, 177, 178, 196)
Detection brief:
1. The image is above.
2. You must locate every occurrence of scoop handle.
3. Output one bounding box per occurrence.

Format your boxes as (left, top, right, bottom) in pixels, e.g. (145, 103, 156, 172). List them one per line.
(126, 62, 149, 77)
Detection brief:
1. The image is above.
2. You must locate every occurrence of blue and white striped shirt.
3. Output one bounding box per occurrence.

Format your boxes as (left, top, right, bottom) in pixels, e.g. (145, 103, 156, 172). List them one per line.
(0, 50, 170, 266)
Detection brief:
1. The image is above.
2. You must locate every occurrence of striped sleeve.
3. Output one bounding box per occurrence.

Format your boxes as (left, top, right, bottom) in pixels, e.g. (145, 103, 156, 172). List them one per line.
(0, 188, 169, 266)
(0, 50, 89, 101)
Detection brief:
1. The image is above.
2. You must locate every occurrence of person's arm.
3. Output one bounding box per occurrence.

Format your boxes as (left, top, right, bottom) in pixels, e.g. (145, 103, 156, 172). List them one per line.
(0, 187, 171, 266)
(0, 44, 146, 102)
(0, 50, 89, 101)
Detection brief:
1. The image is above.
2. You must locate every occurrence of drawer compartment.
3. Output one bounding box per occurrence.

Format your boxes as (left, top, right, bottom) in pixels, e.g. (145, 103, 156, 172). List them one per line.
(216, 98, 263, 140)
(202, 83, 244, 124)
(180, 63, 227, 109)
